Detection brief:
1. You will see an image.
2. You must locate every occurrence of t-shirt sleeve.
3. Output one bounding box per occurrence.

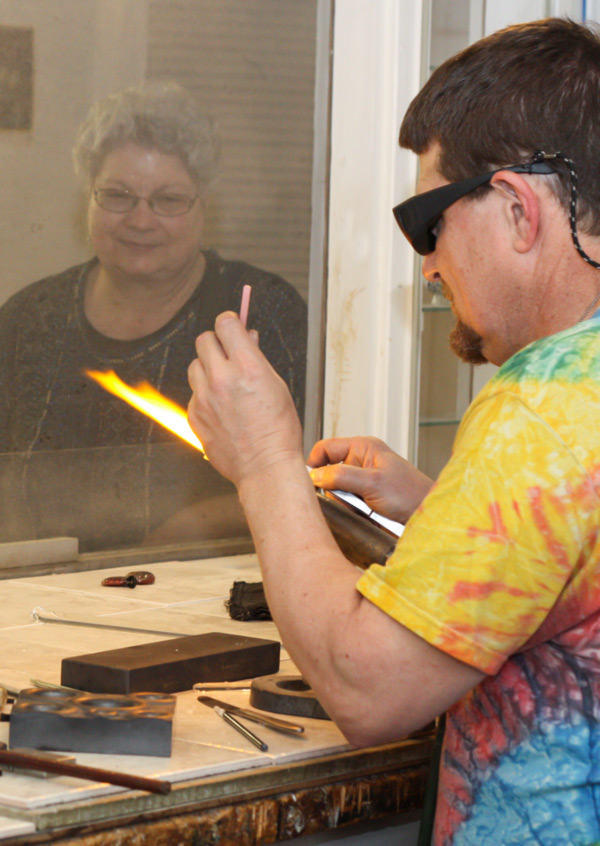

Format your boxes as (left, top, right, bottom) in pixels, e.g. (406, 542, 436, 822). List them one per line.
(357, 389, 597, 674)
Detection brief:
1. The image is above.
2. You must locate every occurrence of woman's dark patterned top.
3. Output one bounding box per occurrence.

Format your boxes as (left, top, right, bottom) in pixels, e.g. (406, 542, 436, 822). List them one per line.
(0, 251, 307, 551)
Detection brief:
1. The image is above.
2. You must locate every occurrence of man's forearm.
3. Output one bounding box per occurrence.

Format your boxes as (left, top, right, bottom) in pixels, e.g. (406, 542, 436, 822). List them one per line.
(237, 459, 373, 720)
(237, 457, 360, 653)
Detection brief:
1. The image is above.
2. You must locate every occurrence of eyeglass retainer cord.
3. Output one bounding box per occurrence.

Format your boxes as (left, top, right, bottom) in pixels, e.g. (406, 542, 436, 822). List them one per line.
(532, 150, 600, 272)
(531, 150, 600, 321)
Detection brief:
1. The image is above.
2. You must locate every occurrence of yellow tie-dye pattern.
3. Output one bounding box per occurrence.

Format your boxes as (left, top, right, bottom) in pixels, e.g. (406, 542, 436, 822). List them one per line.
(357, 366, 600, 674)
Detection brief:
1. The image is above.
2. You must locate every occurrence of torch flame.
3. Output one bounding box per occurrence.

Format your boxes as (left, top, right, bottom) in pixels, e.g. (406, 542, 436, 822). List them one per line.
(85, 369, 205, 454)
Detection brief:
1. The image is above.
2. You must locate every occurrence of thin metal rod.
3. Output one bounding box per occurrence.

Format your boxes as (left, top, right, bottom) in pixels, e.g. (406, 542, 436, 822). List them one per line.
(193, 683, 251, 692)
(30, 679, 81, 693)
(31, 608, 186, 638)
(0, 747, 170, 794)
(214, 706, 268, 752)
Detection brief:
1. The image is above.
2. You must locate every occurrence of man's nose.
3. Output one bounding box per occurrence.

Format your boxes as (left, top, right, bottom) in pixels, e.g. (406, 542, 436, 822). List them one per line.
(422, 252, 441, 282)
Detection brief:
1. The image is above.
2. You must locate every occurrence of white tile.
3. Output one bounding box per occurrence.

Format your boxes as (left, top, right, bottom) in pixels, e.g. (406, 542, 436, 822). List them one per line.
(0, 583, 163, 631)
(0, 558, 345, 815)
(0, 815, 36, 839)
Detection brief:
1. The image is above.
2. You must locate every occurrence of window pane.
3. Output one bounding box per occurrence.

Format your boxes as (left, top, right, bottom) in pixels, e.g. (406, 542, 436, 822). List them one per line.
(0, 0, 326, 567)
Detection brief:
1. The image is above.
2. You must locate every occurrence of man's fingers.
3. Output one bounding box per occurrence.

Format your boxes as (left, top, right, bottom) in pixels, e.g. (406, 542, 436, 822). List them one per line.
(188, 356, 207, 391)
(307, 437, 352, 468)
(194, 313, 262, 377)
(310, 462, 372, 497)
(194, 326, 227, 363)
(214, 311, 264, 357)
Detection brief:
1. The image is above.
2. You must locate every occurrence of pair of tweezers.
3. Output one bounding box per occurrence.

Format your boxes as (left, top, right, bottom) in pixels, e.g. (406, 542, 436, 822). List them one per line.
(197, 696, 304, 735)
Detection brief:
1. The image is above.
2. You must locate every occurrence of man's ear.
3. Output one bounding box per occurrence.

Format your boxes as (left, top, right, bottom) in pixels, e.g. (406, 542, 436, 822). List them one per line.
(490, 170, 540, 254)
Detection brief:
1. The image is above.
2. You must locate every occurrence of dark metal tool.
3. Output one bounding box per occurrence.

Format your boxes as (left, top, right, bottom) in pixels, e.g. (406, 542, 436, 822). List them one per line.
(198, 698, 268, 751)
(197, 696, 304, 735)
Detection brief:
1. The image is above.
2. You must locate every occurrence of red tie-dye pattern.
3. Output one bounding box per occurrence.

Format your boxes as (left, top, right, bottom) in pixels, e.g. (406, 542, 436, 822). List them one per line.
(523, 558, 600, 652)
(447, 580, 541, 603)
(527, 486, 570, 570)
(467, 502, 511, 544)
(588, 464, 600, 497)
(551, 474, 599, 518)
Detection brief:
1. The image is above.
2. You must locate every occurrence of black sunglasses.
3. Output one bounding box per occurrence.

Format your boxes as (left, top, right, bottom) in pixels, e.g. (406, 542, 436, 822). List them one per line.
(393, 159, 557, 256)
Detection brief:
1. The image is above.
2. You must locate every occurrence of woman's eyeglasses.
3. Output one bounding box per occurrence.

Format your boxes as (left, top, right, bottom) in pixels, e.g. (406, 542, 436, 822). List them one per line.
(94, 188, 198, 217)
(393, 157, 557, 256)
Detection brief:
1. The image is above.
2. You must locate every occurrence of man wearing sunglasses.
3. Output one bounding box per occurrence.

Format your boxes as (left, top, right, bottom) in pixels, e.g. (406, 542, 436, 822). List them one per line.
(188, 18, 600, 845)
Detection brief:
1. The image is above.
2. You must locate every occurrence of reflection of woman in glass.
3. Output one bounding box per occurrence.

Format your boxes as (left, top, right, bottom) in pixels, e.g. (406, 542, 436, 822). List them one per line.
(0, 82, 307, 551)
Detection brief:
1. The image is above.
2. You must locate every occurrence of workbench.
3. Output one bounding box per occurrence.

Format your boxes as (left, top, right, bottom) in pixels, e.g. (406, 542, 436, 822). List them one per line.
(0, 555, 432, 844)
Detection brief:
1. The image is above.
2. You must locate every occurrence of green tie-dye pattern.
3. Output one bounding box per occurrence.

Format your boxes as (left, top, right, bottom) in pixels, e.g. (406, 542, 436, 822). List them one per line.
(494, 320, 600, 385)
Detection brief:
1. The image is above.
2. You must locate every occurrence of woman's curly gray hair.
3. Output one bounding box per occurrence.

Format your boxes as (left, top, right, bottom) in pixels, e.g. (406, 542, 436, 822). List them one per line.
(73, 81, 220, 195)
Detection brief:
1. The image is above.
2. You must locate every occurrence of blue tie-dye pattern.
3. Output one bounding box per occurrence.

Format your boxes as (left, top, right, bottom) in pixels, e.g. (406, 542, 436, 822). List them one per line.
(455, 718, 600, 845)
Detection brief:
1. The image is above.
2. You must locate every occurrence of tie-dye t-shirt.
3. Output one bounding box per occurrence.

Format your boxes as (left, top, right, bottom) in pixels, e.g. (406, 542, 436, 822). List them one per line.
(357, 317, 600, 846)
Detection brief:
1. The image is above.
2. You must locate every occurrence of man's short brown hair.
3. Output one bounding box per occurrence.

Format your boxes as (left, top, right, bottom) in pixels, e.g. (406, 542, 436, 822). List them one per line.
(399, 18, 600, 234)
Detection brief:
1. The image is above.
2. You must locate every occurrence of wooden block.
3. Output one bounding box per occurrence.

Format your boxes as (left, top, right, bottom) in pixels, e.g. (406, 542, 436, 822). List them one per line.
(61, 632, 280, 694)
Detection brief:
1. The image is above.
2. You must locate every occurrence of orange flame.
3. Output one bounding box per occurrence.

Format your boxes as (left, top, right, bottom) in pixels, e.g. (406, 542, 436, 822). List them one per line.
(85, 369, 205, 454)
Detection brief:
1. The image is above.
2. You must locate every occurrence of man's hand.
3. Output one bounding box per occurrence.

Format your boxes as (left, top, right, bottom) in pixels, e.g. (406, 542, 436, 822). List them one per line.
(307, 436, 434, 523)
(187, 312, 304, 488)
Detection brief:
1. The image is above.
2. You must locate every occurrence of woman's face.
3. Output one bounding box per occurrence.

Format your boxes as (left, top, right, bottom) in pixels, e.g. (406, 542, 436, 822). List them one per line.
(88, 142, 205, 285)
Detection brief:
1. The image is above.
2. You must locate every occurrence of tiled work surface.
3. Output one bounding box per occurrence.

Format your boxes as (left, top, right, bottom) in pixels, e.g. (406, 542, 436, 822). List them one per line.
(0, 556, 432, 844)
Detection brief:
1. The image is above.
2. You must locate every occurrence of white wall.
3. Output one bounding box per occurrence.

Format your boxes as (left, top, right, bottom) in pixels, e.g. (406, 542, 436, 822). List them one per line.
(0, 0, 147, 304)
(485, 0, 583, 31)
(324, 0, 425, 457)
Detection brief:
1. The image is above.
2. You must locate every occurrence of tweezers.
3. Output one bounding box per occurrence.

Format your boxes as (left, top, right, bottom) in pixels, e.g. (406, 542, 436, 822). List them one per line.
(197, 696, 304, 735)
